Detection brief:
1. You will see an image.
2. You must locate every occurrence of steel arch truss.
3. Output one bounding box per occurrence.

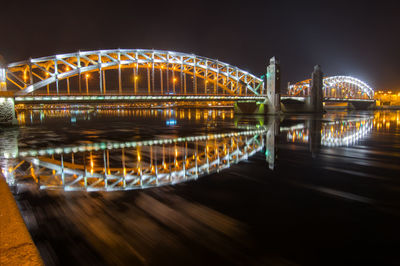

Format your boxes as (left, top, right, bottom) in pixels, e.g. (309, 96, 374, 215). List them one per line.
(287, 76, 374, 99)
(6, 49, 264, 96)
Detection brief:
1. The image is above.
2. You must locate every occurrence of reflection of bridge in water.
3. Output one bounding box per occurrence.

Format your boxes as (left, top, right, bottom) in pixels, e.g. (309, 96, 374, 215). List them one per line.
(1, 113, 379, 191)
(1, 128, 269, 191)
(283, 117, 374, 147)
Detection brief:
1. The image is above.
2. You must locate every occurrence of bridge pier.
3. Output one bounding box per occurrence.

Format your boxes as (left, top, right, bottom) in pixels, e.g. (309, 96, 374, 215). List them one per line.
(0, 59, 17, 126)
(234, 57, 281, 115)
(266, 57, 281, 114)
(308, 65, 324, 113)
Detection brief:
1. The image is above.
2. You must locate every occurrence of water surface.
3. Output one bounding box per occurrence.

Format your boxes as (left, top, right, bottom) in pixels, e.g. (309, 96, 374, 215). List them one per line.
(1, 109, 400, 265)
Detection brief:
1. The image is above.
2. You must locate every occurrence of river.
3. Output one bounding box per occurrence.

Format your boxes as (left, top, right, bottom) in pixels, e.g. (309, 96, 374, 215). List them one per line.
(1, 109, 400, 265)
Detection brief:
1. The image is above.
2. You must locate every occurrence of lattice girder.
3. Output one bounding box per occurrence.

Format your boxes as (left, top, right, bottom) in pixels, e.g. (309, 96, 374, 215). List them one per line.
(6, 49, 264, 96)
(287, 76, 374, 99)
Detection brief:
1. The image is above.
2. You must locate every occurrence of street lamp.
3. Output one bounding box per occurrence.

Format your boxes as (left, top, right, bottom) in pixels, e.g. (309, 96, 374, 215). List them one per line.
(66, 67, 70, 94)
(85, 74, 90, 95)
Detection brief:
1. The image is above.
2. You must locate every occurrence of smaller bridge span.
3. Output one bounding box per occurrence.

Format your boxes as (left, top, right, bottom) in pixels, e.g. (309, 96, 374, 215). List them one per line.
(287, 75, 374, 101)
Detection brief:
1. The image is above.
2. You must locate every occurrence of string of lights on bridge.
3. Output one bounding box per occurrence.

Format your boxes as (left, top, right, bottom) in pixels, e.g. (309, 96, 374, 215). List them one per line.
(1, 49, 375, 102)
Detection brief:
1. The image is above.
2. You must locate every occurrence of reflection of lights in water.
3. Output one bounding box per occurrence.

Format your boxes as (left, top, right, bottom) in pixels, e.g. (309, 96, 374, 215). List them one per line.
(287, 129, 309, 143)
(166, 119, 177, 125)
(322, 120, 373, 146)
(13, 109, 234, 125)
(284, 117, 374, 146)
(17, 112, 26, 125)
(3, 128, 267, 191)
(374, 111, 400, 131)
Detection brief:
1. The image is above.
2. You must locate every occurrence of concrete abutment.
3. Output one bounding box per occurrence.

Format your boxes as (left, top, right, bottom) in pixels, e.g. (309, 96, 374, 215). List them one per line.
(0, 59, 18, 126)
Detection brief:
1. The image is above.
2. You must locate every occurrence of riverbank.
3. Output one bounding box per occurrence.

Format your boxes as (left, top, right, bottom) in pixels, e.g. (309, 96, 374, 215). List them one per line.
(0, 175, 42, 265)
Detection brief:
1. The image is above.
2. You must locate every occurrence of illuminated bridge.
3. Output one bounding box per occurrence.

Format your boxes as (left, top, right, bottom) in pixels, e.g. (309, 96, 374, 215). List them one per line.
(3, 49, 265, 101)
(0, 50, 377, 124)
(285, 76, 375, 102)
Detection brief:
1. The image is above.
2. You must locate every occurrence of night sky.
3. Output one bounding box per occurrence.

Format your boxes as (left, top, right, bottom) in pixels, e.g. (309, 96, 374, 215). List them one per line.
(1, 0, 399, 90)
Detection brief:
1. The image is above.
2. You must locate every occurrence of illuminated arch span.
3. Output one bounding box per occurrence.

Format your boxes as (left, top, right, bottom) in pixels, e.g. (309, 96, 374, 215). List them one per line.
(6, 49, 264, 96)
(288, 76, 374, 99)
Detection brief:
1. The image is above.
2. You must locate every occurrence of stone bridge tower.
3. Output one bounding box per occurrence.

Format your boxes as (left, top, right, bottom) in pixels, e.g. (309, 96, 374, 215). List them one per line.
(266, 56, 281, 114)
(309, 65, 324, 113)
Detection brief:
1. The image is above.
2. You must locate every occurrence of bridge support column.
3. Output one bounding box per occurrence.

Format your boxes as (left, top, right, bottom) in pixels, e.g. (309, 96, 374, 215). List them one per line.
(266, 56, 281, 114)
(0, 61, 17, 126)
(308, 65, 324, 113)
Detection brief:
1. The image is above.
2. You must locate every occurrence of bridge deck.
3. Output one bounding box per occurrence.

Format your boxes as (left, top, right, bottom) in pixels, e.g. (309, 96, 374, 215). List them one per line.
(281, 95, 374, 103)
(14, 94, 266, 104)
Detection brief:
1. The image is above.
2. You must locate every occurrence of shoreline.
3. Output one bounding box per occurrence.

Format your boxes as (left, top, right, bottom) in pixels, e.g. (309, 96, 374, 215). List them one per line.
(0, 174, 43, 265)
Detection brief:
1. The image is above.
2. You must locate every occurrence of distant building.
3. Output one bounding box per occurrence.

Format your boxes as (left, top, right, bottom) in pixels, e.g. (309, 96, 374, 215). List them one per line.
(374, 90, 400, 106)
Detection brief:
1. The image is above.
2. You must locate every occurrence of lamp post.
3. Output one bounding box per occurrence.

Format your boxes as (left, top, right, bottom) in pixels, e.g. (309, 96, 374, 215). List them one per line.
(85, 74, 90, 95)
(66, 66, 70, 94)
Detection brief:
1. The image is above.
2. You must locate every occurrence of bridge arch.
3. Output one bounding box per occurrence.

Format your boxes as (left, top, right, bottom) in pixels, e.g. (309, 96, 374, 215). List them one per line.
(288, 76, 374, 99)
(5, 49, 264, 96)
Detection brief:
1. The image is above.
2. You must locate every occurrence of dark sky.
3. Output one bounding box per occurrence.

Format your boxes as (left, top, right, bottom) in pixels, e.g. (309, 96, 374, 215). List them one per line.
(1, 0, 399, 90)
